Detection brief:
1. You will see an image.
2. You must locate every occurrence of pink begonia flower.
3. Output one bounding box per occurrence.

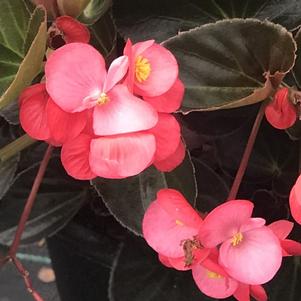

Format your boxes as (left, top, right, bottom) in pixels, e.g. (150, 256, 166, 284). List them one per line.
(48, 16, 90, 48)
(19, 83, 87, 146)
(45, 43, 158, 136)
(124, 39, 178, 97)
(142, 189, 203, 259)
(269, 220, 301, 256)
(198, 200, 282, 285)
(265, 87, 297, 130)
(233, 283, 267, 301)
(289, 174, 301, 225)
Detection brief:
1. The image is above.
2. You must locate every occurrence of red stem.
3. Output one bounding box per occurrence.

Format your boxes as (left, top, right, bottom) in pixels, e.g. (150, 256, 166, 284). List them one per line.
(227, 102, 267, 200)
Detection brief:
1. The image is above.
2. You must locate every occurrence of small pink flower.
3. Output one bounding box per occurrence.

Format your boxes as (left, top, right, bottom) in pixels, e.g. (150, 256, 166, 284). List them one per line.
(233, 283, 267, 301)
(19, 83, 87, 146)
(265, 88, 297, 129)
(198, 200, 282, 284)
(269, 220, 301, 256)
(142, 189, 203, 259)
(48, 16, 90, 48)
(124, 39, 178, 97)
(45, 43, 158, 136)
(289, 174, 301, 225)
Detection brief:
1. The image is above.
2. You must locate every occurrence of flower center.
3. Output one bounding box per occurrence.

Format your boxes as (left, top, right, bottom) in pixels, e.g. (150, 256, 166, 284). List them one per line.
(231, 232, 243, 246)
(206, 270, 223, 279)
(97, 92, 109, 105)
(135, 55, 151, 83)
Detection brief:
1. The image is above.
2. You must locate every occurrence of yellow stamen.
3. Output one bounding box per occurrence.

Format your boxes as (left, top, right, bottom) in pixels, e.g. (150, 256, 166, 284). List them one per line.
(207, 270, 223, 279)
(175, 219, 184, 226)
(231, 232, 243, 247)
(97, 92, 109, 105)
(135, 55, 151, 83)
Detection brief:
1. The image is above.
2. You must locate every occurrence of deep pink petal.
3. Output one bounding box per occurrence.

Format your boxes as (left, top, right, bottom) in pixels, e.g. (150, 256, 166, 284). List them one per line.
(219, 227, 282, 285)
(123, 39, 135, 93)
(134, 43, 178, 97)
(158, 254, 173, 268)
(268, 220, 293, 240)
(265, 88, 296, 130)
(281, 239, 301, 256)
(143, 79, 184, 113)
(93, 84, 158, 135)
(142, 189, 202, 258)
(55, 16, 90, 44)
(198, 200, 254, 248)
(103, 56, 129, 92)
(289, 176, 301, 225)
(240, 218, 266, 233)
(19, 83, 50, 140)
(250, 285, 267, 301)
(233, 283, 250, 301)
(154, 140, 185, 172)
(45, 43, 106, 112)
(46, 98, 87, 145)
(192, 262, 238, 299)
(90, 132, 155, 179)
(132, 40, 155, 56)
(61, 134, 96, 180)
(148, 113, 180, 162)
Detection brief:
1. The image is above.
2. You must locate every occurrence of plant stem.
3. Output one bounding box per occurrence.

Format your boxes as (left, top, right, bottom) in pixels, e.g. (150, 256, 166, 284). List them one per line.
(227, 102, 267, 200)
(9, 145, 53, 256)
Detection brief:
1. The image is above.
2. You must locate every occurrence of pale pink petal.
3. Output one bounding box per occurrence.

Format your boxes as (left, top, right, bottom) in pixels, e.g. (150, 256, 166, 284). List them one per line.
(198, 200, 254, 248)
(61, 134, 96, 180)
(240, 218, 266, 233)
(289, 176, 301, 225)
(219, 227, 282, 285)
(134, 44, 178, 97)
(132, 40, 155, 56)
(143, 79, 184, 113)
(46, 98, 87, 145)
(158, 254, 173, 268)
(281, 239, 301, 256)
(268, 220, 293, 240)
(19, 83, 50, 140)
(103, 56, 129, 92)
(55, 16, 90, 44)
(90, 132, 155, 179)
(142, 189, 202, 258)
(233, 283, 250, 301)
(154, 140, 185, 172)
(192, 262, 238, 299)
(148, 113, 180, 162)
(45, 43, 106, 112)
(93, 84, 158, 135)
(250, 285, 267, 301)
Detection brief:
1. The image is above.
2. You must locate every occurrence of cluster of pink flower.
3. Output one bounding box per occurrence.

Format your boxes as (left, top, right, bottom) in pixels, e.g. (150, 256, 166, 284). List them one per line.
(143, 189, 301, 300)
(19, 16, 185, 180)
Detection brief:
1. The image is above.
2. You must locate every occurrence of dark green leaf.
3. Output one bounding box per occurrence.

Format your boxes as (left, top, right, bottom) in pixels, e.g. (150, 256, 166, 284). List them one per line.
(79, 0, 112, 24)
(92, 152, 197, 235)
(292, 28, 301, 89)
(164, 19, 296, 112)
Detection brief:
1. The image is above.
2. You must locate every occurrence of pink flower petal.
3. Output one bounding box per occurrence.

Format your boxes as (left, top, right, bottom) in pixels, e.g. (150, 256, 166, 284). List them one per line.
(46, 98, 87, 145)
(55, 16, 90, 44)
(93, 84, 158, 136)
(240, 218, 266, 233)
(268, 220, 293, 240)
(90, 132, 156, 178)
(158, 254, 173, 268)
(103, 56, 129, 92)
(123, 39, 135, 93)
(142, 189, 202, 258)
(19, 83, 50, 140)
(192, 262, 238, 299)
(45, 43, 106, 112)
(219, 227, 282, 285)
(198, 200, 254, 248)
(143, 79, 184, 113)
(154, 140, 186, 172)
(250, 285, 267, 301)
(233, 283, 250, 301)
(134, 43, 178, 97)
(61, 134, 96, 180)
(132, 40, 155, 56)
(289, 176, 301, 225)
(148, 113, 180, 162)
(281, 239, 301, 256)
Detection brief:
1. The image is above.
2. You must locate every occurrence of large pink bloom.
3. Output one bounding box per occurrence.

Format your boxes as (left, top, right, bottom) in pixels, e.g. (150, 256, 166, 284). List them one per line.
(289, 174, 301, 225)
(142, 189, 203, 258)
(124, 39, 178, 97)
(19, 83, 87, 146)
(265, 88, 296, 130)
(198, 200, 282, 285)
(45, 43, 158, 136)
